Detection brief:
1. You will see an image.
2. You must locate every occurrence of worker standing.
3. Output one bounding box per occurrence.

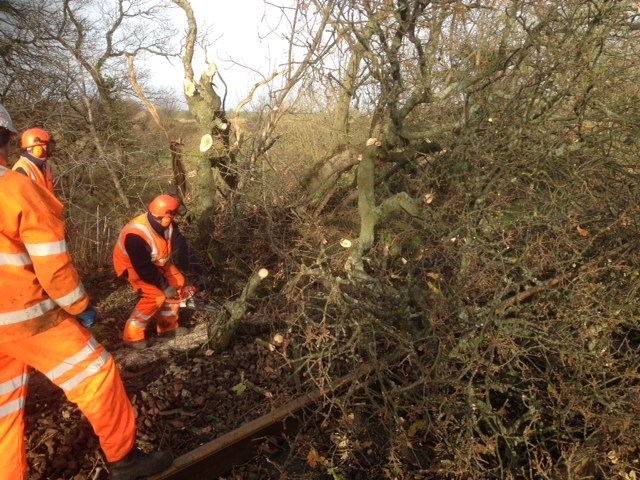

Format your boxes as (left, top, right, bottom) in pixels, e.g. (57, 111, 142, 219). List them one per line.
(0, 103, 172, 480)
(113, 194, 205, 349)
(12, 127, 56, 195)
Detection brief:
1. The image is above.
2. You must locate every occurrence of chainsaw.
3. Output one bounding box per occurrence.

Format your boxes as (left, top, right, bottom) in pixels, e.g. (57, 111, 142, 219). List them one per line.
(166, 285, 220, 313)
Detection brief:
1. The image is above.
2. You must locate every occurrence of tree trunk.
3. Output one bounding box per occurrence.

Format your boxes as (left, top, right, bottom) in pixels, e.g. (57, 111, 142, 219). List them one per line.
(207, 268, 269, 351)
(332, 50, 362, 142)
(170, 139, 188, 202)
(174, 0, 236, 211)
(357, 140, 378, 252)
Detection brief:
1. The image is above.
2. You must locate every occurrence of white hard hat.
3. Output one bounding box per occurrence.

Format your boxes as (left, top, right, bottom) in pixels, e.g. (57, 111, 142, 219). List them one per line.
(0, 103, 17, 133)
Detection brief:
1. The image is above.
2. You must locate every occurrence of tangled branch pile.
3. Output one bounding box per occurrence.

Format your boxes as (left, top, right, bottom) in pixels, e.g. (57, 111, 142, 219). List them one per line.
(204, 6, 640, 476)
(209, 125, 640, 479)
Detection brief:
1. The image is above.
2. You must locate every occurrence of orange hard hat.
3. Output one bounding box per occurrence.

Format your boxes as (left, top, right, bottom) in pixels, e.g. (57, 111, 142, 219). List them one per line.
(21, 128, 52, 149)
(148, 195, 181, 218)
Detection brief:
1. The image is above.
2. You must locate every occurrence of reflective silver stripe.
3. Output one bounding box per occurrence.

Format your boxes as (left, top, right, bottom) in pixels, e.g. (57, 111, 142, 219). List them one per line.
(45, 337, 98, 382)
(25, 163, 38, 182)
(0, 299, 56, 325)
(53, 283, 86, 308)
(0, 397, 26, 418)
(0, 252, 32, 266)
(0, 166, 7, 176)
(115, 225, 148, 258)
(128, 309, 152, 329)
(59, 351, 110, 392)
(116, 235, 129, 256)
(159, 310, 178, 317)
(132, 309, 152, 321)
(0, 372, 29, 396)
(122, 224, 158, 260)
(24, 240, 67, 257)
(129, 310, 152, 328)
(117, 220, 171, 265)
(160, 303, 179, 313)
(15, 159, 39, 182)
(116, 236, 126, 255)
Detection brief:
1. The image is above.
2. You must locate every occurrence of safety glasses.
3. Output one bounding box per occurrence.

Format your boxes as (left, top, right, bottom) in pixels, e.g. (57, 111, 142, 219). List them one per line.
(157, 204, 186, 218)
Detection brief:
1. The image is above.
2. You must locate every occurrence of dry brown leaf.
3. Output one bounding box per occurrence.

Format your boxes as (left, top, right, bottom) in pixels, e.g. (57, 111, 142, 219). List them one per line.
(576, 225, 590, 237)
(307, 447, 319, 469)
(408, 420, 427, 437)
(168, 419, 184, 429)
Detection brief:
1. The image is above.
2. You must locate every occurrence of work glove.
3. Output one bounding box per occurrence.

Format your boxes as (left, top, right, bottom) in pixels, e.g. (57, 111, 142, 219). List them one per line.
(77, 305, 97, 328)
(163, 286, 179, 299)
(182, 285, 197, 299)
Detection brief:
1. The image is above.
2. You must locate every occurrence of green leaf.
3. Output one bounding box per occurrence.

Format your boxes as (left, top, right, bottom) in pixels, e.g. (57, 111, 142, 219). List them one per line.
(232, 383, 247, 395)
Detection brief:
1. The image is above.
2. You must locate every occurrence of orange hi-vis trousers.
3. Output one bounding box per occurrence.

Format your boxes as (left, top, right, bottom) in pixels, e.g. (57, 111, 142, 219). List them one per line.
(123, 264, 185, 343)
(0, 317, 136, 480)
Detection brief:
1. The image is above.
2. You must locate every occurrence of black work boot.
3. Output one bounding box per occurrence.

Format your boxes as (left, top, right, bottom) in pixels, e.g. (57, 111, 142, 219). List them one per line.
(109, 448, 172, 479)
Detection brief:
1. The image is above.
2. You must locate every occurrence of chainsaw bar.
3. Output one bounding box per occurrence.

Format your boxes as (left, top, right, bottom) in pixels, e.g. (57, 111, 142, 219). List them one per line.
(165, 286, 219, 313)
(186, 298, 219, 313)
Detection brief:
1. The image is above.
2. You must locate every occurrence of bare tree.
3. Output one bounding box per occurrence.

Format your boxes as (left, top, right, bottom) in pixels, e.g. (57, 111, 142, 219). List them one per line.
(1, 0, 178, 208)
(281, 0, 638, 278)
(172, 0, 236, 211)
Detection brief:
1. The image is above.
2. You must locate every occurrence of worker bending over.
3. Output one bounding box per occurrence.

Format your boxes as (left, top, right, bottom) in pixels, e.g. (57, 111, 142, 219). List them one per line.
(113, 194, 205, 349)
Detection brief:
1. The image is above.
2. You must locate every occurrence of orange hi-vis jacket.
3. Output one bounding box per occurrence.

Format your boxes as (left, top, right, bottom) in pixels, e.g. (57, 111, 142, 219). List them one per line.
(12, 155, 54, 195)
(0, 166, 88, 343)
(113, 213, 175, 277)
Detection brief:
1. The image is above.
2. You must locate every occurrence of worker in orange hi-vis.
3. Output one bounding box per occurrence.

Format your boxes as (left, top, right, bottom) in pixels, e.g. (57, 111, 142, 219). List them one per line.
(0, 103, 172, 480)
(113, 194, 206, 349)
(12, 127, 56, 195)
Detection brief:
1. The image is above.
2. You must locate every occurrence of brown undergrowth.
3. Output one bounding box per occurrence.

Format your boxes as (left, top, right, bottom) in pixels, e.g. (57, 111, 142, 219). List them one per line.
(25, 129, 640, 480)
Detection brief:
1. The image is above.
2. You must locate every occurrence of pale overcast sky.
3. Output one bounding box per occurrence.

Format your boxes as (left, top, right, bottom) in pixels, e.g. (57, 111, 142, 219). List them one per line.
(145, 0, 288, 109)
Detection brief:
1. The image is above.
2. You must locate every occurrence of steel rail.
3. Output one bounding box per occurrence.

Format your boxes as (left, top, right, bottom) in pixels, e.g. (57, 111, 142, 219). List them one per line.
(149, 363, 372, 480)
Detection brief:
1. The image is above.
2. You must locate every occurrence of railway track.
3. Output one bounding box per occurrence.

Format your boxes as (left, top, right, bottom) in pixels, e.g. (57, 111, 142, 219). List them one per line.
(149, 363, 373, 480)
